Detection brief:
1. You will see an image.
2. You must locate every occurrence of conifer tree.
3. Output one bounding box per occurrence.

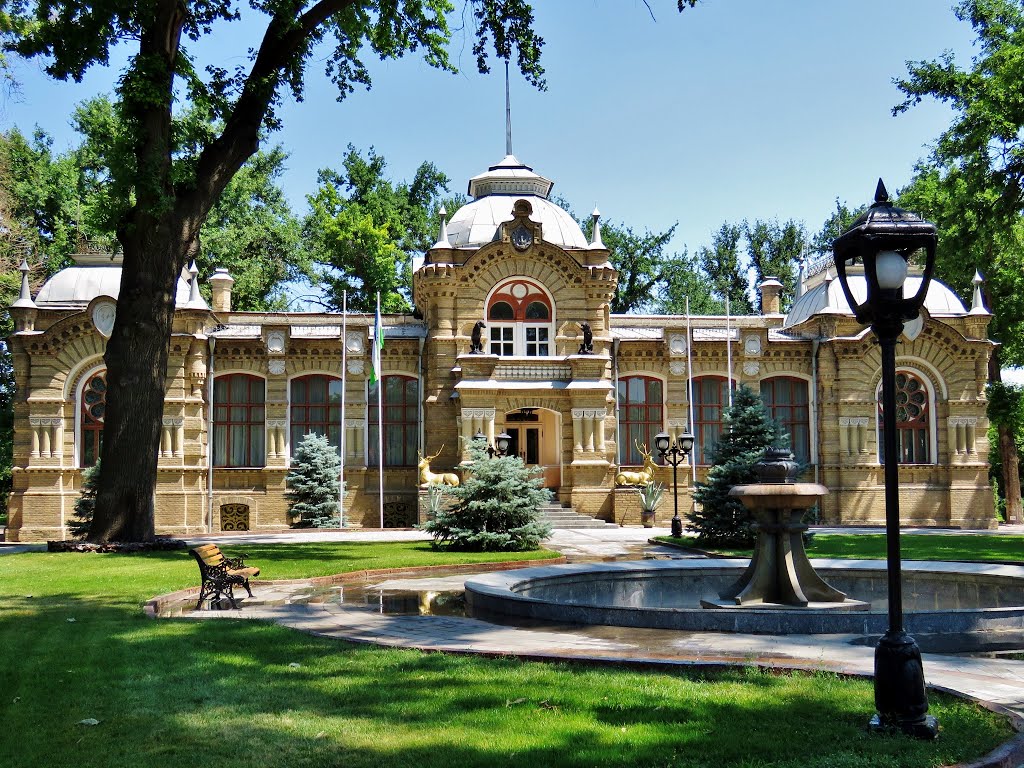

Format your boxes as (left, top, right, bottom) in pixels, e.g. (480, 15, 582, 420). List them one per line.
(68, 460, 101, 538)
(285, 433, 341, 529)
(689, 385, 787, 546)
(423, 441, 553, 551)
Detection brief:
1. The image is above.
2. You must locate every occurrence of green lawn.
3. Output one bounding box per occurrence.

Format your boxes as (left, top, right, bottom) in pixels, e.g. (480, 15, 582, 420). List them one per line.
(655, 533, 1024, 563)
(0, 541, 1014, 768)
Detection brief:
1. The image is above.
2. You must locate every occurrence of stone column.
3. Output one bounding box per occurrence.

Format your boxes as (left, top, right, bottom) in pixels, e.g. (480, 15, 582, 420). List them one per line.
(572, 409, 584, 452)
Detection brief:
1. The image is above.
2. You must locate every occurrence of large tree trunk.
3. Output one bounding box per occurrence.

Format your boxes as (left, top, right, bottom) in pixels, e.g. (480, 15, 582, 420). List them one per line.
(87, 220, 190, 542)
(989, 356, 1023, 524)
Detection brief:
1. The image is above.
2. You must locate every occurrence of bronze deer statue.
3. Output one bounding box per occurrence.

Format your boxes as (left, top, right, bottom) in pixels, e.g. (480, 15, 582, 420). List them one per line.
(418, 445, 460, 487)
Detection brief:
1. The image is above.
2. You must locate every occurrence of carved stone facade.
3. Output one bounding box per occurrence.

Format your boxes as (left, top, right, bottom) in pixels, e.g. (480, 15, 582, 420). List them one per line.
(3, 156, 998, 540)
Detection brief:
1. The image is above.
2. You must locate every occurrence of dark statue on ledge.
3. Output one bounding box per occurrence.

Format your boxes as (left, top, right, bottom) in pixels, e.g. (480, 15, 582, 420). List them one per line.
(470, 320, 485, 354)
(578, 321, 594, 354)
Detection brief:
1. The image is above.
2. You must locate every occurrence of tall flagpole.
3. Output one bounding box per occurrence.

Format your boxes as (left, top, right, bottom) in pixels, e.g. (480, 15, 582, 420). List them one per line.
(725, 295, 733, 408)
(376, 292, 385, 529)
(340, 290, 347, 528)
(686, 296, 696, 483)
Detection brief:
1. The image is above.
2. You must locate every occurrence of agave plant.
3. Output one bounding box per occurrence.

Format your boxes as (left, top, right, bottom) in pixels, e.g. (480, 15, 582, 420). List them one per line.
(425, 483, 448, 518)
(638, 481, 664, 512)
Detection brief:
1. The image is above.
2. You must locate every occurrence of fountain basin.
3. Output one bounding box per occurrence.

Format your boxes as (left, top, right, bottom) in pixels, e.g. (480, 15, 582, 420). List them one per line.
(464, 559, 1024, 646)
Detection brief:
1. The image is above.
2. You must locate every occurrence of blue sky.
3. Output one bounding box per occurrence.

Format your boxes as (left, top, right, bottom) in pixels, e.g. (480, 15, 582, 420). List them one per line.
(0, 0, 977, 254)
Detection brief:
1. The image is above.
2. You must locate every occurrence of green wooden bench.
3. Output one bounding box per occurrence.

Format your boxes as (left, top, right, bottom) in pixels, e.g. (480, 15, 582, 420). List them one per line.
(189, 544, 260, 609)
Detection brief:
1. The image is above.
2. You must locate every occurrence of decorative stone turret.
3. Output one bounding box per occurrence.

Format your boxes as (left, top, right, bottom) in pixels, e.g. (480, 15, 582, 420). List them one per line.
(209, 267, 234, 313)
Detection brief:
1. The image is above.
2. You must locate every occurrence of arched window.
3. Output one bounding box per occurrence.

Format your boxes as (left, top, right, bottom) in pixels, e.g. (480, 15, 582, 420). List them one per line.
(693, 376, 731, 465)
(878, 370, 932, 464)
(214, 374, 266, 467)
(368, 375, 419, 467)
(617, 375, 663, 465)
(290, 375, 342, 455)
(486, 278, 553, 356)
(80, 369, 106, 467)
(760, 377, 810, 465)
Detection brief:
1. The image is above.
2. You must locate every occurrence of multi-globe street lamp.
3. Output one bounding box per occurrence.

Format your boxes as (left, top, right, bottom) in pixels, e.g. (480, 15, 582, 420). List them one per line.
(473, 430, 511, 458)
(832, 179, 938, 738)
(653, 430, 695, 538)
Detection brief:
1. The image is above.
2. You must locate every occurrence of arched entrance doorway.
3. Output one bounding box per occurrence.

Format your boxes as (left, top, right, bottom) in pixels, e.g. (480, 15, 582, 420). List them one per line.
(500, 406, 561, 489)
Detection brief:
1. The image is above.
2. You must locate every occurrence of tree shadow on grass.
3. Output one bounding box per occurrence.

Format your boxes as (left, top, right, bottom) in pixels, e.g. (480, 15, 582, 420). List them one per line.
(0, 595, 1013, 768)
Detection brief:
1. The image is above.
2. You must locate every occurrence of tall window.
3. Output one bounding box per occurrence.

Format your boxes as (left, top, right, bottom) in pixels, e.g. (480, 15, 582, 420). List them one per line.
(290, 375, 342, 455)
(617, 375, 663, 465)
(368, 375, 419, 466)
(693, 376, 731, 465)
(878, 370, 931, 464)
(760, 377, 810, 465)
(486, 278, 553, 356)
(214, 374, 266, 467)
(80, 369, 106, 467)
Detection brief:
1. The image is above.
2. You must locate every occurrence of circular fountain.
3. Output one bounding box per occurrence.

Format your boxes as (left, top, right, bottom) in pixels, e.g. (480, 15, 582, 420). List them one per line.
(464, 451, 1024, 652)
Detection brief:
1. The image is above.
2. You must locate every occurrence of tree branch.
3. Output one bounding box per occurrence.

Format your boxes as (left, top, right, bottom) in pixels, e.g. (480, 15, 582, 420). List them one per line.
(183, 0, 359, 231)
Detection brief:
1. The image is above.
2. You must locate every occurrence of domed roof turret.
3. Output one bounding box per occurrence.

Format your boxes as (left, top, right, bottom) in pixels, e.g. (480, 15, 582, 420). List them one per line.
(34, 250, 191, 308)
(783, 267, 968, 328)
(445, 154, 588, 250)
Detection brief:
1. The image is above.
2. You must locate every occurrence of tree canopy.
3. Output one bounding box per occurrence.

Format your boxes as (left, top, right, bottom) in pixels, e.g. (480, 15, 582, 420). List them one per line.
(1, 0, 554, 542)
(304, 145, 450, 313)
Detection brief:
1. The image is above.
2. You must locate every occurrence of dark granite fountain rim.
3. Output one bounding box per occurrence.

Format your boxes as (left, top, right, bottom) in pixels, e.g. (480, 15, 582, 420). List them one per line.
(463, 559, 1024, 638)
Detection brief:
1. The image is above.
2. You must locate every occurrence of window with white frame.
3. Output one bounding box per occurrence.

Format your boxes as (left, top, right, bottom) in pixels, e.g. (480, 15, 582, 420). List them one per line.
(486, 279, 553, 357)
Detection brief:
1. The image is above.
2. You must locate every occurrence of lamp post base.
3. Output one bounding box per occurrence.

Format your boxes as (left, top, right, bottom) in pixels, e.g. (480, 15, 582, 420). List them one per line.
(871, 630, 938, 739)
(670, 514, 682, 539)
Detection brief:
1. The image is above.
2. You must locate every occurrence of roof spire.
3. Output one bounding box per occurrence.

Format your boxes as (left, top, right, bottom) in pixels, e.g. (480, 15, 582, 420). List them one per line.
(432, 206, 452, 249)
(505, 60, 513, 157)
(185, 260, 209, 310)
(12, 259, 36, 309)
(970, 269, 990, 315)
(588, 207, 605, 250)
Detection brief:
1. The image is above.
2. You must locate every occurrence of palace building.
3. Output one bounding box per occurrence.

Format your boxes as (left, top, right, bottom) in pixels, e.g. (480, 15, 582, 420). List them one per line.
(4, 151, 998, 541)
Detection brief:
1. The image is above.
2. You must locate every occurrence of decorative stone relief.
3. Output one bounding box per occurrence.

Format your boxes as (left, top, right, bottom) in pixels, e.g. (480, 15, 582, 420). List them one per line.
(266, 330, 286, 354)
(743, 334, 762, 356)
(160, 416, 185, 458)
(91, 300, 117, 338)
(571, 408, 608, 453)
(743, 360, 760, 376)
(838, 416, 870, 456)
(29, 416, 63, 459)
(669, 360, 686, 376)
(265, 419, 288, 459)
(668, 334, 688, 356)
(268, 359, 286, 375)
(948, 416, 979, 455)
(346, 332, 364, 354)
(347, 359, 364, 375)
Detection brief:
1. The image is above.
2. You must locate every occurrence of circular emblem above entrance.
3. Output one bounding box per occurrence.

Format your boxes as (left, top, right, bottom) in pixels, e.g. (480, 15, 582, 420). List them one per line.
(511, 225, 533, 250)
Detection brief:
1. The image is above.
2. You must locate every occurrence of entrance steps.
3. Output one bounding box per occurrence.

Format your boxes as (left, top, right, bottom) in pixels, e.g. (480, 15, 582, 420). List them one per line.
(538, 504, 618, 529)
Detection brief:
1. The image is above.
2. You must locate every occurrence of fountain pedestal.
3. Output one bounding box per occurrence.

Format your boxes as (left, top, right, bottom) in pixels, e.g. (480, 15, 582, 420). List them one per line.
(702, 450, 867, 611)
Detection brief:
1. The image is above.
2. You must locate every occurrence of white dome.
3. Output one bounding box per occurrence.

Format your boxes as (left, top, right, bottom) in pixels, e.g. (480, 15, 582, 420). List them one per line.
(447, 194, 588, 250)
(783, 274, 968, 328)
(443, 153, 588, 251)
(35, 265, 191, 308)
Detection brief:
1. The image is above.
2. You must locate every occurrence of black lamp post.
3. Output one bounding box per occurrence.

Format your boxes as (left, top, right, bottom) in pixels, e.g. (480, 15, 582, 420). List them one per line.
(654, 430, 695, 538)
(832, 180, 938, 738)
(473, 430, 511, 458)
